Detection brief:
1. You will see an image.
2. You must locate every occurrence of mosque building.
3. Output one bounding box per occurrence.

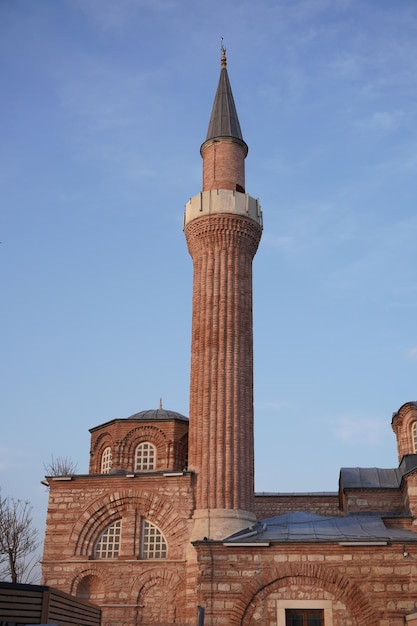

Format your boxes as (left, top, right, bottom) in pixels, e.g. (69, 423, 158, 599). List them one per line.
(41, 48, 417, 626)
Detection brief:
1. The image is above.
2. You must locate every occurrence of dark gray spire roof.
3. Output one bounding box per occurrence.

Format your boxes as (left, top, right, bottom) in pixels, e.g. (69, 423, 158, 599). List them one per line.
(205, 48, 245, 144)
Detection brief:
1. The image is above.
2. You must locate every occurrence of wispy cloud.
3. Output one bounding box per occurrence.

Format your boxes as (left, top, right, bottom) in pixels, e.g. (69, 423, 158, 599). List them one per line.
(354, 110, 404, 132)
(0, 446, 23, 471)
(406, 346, 417, 361)
(263, 200, 351, 256)
(262, 234, 295, 251)
(72, 0, 176, 33)
(257, 400, 300, 412)
(330, 53, 363, 79)
(56, 59, 156, 133)
(330, 415, 385, 445)
(324, 213, 417, 302)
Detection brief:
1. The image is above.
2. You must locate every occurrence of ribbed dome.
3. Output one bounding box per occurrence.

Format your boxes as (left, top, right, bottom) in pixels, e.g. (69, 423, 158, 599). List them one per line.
(127, 408, 188, 422)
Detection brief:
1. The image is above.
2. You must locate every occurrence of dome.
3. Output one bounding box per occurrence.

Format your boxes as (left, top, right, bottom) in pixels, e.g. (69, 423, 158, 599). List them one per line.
(127, 408, 188, 422)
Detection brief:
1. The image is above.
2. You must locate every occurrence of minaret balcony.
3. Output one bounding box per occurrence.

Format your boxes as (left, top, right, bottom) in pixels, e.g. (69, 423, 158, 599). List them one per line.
(184, 189, 262, 229)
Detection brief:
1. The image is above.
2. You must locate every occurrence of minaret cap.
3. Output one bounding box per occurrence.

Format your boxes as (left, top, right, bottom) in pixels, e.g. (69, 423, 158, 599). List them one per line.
(221, 40, 227, 68)
(201, 42, 248, 156)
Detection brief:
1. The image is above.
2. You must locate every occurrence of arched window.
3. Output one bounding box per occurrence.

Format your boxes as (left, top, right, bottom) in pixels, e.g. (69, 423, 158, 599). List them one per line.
(135, 442, 156, 471)
(94, 520, 121, 559)
(412, 422, 417, 453)
(101, 446, 112, 473)
(141, 519, 167, 559)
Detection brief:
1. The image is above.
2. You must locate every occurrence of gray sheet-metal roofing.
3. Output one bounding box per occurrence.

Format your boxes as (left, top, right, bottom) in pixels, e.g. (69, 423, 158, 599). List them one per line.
(226, 512, 417, 544)
(127, 408, 188, 422)
(205, 65, 244, 143)
(340, 455, 417, 489)
(340, 467, 403, 489)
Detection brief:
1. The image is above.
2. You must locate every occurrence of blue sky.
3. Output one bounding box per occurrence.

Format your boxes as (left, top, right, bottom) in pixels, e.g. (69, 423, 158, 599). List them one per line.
(1, 0, 417, 547)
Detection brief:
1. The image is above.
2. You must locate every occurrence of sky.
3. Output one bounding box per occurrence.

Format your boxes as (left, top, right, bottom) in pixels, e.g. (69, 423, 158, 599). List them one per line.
(1, 0, 417, 561)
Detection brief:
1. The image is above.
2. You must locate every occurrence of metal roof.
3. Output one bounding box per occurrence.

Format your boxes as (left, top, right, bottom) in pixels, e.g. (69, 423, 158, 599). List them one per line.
(340, 456, 417, 489)
(204, 53, 246, 148)
(340, 467, 403, 489)
(226, 512, 417, 544)
(127, 408, 188, 422)
(255, 492, 338, 497)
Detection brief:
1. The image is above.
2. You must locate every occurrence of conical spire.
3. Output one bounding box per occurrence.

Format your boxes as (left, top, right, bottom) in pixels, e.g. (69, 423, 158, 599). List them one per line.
(204, 45, 247, 149)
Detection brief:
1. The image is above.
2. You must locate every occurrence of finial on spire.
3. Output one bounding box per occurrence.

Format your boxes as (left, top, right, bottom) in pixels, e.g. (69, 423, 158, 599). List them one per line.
(220, 36, 227, 68)
(159, 397, 163, 409)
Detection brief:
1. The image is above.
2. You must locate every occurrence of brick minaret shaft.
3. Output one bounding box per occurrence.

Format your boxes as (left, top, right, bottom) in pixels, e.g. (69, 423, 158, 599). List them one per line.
(184, 48, 263, 539)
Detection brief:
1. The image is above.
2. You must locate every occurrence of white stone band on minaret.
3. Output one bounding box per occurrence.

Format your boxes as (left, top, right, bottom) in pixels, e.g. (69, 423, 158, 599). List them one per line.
(184, 189, 263, 229)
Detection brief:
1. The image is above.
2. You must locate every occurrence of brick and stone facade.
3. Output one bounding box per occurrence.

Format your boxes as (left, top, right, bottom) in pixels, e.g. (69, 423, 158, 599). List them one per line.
(41, 50, 417, 625)
(42, 410, 193, 625)
(192, 541, 417, 626)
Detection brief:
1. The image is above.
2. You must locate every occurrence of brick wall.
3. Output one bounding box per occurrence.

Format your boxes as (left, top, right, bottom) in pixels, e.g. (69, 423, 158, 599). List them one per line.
(89, 418, 189, 474)
(254, 494, 341, 519)
(392, 403, 417, 462)
(201, 138, 246, 192)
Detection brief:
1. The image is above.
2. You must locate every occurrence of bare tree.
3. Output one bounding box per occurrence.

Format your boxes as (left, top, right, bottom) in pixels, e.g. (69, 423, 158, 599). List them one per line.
(43, 454, 78, 476)
(0, 493, 39, 583)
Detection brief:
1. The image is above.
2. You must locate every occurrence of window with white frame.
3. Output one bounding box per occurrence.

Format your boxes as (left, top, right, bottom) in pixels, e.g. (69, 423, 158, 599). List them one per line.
(134, 442, 156, 471)
(101, 446, 112, 473)
(412, 422, 417, 452)
(141, 519, 167, 559)
(277, 601, 332, 626)
(94, 520, 121, 559)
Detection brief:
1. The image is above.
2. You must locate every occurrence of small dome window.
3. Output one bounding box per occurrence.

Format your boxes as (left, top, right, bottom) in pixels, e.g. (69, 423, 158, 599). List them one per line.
(101, 446, 112, 474)
(412, 422, 417, 453)
(135, 442, 156, 471)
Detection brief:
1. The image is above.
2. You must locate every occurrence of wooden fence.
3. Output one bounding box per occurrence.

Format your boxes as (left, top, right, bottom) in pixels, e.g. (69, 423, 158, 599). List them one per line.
(0, 582, 101, 626)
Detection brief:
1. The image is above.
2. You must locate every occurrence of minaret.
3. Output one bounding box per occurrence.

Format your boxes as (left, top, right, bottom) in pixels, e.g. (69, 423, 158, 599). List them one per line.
(184, 46, 263, 540)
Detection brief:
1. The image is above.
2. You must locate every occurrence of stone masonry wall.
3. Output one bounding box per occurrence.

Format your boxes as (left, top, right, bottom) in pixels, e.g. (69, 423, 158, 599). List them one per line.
(194, 542, 417, 626)
(343, 488, 406, 514)
(42, 474, 194, 626)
